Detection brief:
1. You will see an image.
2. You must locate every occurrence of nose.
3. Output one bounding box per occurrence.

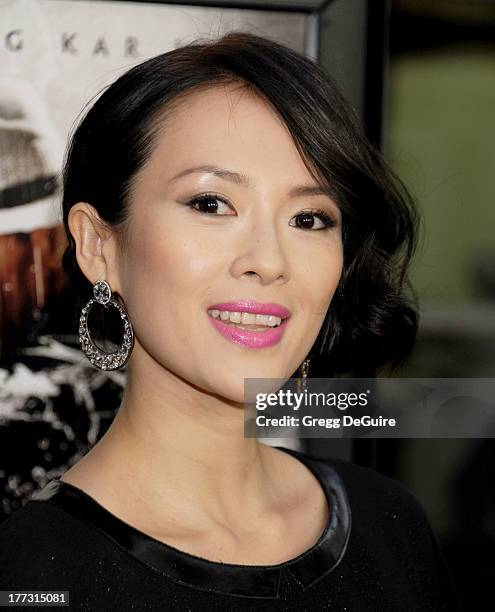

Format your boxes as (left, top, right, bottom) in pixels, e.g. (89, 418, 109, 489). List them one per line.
(230, 218, 289, 285)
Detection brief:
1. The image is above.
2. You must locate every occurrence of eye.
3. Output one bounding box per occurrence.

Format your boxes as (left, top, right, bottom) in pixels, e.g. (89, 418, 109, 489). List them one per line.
(289, 209, 338, 231)
(184, 193, 234, 215)
(182, 195, 338, 231)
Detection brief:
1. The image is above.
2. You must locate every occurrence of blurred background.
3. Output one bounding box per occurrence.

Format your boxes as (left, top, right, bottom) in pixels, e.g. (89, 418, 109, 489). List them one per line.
(382, 0, 495, 606)
(0, 1, 493, 609)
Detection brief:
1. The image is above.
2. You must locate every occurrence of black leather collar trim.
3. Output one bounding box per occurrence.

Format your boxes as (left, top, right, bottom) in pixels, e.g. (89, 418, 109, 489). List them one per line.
(30, 445, 351, 598)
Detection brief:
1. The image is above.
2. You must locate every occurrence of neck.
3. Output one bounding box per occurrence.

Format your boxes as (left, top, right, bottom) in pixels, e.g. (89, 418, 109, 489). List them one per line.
(79, 345, 284, 528)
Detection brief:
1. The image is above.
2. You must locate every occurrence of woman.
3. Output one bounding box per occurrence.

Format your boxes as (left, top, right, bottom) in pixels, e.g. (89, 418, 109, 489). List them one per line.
(0, 31, 459, 610)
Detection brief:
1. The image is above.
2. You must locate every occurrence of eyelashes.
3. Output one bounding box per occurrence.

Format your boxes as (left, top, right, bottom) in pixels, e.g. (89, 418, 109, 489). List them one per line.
(183, 192, 338, 231)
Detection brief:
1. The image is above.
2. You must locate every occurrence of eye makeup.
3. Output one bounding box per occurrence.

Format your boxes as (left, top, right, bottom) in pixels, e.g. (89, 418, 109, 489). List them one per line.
(180, 192, 339, 231)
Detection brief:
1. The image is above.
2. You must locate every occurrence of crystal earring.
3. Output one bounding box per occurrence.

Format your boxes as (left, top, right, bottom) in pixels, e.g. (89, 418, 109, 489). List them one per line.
(79, 279, 134, 370)
(297, 358, 310, 394)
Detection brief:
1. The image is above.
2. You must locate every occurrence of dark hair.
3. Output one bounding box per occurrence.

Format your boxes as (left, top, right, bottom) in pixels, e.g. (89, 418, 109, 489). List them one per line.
(62, 30, 419, 377)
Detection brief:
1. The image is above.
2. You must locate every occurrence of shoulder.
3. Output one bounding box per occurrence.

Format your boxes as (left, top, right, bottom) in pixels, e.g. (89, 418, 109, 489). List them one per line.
(0, 498, 67, 545)
(0, 498, 99, 587)
(299, 449, 442, 556)
(304, 452, 461, 609)
(307, 452, 452, 574)
(308, 451, 431, 525)
(279, 445, 437, 548)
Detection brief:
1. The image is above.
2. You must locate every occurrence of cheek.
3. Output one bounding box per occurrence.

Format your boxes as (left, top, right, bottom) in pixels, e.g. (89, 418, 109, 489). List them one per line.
(301, 243, 344, 316)
(119, 223, 184, 324)
(119, 214, 219, 340)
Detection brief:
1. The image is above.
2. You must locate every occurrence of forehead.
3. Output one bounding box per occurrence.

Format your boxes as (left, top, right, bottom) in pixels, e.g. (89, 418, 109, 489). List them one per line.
(143, 83, 317, 186)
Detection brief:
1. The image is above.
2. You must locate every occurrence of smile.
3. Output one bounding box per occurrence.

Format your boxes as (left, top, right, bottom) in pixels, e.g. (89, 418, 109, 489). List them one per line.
(207, 309, 285, 330)
(206, 303, 291, 349)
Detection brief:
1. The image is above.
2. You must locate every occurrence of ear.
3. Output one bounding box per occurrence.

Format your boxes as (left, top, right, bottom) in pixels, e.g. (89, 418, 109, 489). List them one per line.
(68, 202, 122, 292)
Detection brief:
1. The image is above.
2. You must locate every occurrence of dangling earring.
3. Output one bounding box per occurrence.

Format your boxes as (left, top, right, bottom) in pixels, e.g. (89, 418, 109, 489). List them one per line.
(79, 279, 134, 370)
(296, 358, 310, 394)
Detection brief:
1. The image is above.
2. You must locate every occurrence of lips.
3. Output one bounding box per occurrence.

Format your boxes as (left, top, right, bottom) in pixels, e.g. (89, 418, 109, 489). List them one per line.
(207, 315, 290, 348)
(206, 300, 291, 349)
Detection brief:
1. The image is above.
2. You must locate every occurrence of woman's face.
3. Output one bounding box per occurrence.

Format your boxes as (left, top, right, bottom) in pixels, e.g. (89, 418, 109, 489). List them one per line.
(116, 83, 343, 403)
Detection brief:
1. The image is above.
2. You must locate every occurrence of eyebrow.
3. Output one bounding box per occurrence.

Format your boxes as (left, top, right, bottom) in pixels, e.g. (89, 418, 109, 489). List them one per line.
(170, 165, 335, 200)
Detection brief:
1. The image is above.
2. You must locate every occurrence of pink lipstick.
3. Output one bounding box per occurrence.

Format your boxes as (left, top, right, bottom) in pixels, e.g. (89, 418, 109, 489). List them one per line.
(208, 300, 290, 319)
(206, 300, 291, 349)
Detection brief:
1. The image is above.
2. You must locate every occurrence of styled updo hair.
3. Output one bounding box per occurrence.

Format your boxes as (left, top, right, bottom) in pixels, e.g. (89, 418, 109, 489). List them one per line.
(61, 30, 419, 377)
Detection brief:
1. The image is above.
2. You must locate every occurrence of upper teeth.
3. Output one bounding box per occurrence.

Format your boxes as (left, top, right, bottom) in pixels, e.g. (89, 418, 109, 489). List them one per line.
(207, 309, 283, 327)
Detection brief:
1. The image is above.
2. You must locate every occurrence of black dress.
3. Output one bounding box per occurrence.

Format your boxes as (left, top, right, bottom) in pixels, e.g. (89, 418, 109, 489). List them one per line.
(0, 445, 460, 611)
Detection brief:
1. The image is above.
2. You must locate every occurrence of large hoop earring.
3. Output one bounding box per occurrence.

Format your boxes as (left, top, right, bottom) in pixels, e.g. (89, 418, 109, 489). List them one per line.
(79, 279, 134, 370)
(296, 358, 310, 394)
